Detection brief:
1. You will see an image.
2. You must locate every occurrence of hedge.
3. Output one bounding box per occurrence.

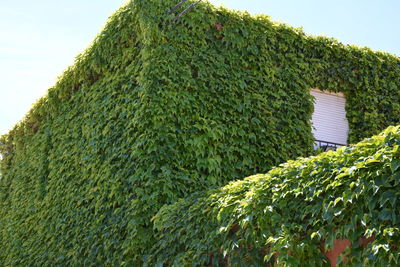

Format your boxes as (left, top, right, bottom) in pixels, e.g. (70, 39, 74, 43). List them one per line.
(150, 125, 400, 266)
(0, 0, 399, 265)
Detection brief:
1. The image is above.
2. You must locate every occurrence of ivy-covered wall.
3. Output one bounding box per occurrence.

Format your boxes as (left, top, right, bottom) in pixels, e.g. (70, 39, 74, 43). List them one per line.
(150, 125, 400, 266)
(0, 0, 399, 265)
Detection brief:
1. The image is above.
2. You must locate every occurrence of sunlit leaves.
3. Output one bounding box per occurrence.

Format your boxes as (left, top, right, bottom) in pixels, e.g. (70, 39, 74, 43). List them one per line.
(0, 0, 400, 265)
(151, 126, 400, 266)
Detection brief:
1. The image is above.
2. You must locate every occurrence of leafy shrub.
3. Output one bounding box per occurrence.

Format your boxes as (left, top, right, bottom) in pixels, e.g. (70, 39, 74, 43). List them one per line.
(151, 125, 400, 266)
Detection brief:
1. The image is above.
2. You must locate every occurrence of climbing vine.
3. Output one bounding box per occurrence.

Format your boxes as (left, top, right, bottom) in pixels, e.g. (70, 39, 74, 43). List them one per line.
(0, 0, 399, 265)
(151, 126, 400, 266)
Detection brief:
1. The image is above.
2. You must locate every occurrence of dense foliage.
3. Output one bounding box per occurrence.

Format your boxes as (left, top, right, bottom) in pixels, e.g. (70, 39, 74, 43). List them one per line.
(151, 125, 400, 266)
(0, 0, 399, 265)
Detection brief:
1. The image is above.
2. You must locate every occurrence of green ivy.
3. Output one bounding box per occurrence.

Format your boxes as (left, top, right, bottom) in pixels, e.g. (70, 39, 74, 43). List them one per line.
(0, 0, 399, 265)
(151, 125, 400, 266)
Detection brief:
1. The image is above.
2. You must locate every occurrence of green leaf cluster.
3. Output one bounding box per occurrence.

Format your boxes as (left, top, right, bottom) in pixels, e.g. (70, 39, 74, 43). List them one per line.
(0, 0, 399, 265)
(151, 126, 400, 266)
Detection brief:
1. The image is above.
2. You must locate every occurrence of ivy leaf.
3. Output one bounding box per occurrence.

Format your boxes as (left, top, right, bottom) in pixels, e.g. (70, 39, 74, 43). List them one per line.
(379, 209, 393, 221)
(391, 158, 400, 173)
(380, 190, 397, 207)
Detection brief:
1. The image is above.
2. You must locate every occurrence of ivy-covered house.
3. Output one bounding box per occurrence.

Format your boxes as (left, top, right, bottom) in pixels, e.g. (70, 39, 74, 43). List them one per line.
(0, 0, 399, 265)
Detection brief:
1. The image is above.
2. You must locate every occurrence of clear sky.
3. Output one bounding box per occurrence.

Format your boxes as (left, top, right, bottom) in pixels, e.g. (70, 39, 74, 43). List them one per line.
(0, 0, 399, 135)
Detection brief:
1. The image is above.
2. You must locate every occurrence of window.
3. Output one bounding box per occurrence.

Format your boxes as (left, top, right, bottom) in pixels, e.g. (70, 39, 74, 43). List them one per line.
(311, 89, 349, 150)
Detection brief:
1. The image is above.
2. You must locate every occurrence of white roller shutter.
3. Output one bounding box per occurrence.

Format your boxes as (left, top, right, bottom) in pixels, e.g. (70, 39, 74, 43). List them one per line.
(311, 89, 349, 145)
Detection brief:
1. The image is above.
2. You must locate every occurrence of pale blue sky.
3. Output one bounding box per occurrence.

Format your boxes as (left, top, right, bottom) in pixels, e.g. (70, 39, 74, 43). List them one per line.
(0, 0, 399, 134)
